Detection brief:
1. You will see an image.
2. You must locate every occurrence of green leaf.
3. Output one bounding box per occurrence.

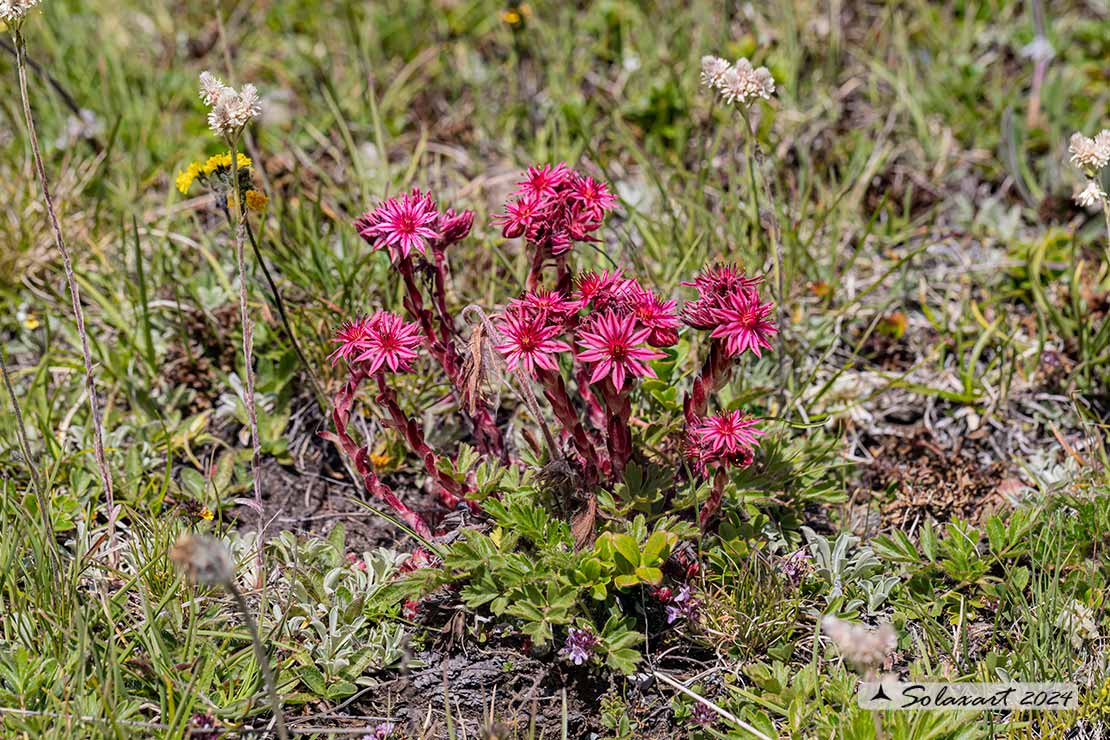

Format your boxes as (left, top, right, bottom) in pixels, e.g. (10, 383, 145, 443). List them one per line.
(985, 515, 1005, 556)
(872, 530, 919, 563)
(327, 680, 358, 700)
(634, 566, 663, 585)
(611, 534, 641, 570)
(298, 664, 326, 696)
(641, 531, 669, 563)
(613, 573, 640, 589)
(920, 520, 938, 562)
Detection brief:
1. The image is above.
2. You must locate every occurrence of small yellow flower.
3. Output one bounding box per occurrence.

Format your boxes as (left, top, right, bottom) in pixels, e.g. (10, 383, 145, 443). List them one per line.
(199, 506, 214, 521)
(175, 152, 251, 196)
(22, 314, 40, 330)
(369, 451, 393, 468)
(244, 189, 269, 212)
(500, 8, 521, 24)
(202, 152, 251, 176)
(176, 162, 201, 194)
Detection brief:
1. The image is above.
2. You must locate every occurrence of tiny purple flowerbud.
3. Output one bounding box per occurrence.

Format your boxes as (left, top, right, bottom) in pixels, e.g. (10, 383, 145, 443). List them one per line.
(559, 627, 599, 666)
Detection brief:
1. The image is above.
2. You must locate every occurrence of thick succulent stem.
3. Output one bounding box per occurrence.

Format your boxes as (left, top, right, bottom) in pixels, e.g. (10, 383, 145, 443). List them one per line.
(373, 372, 469, 508)
(596, 378, 633, 480)
(684, 339, 732, 426)
(321, 367, 432, 537)
(700, 467, 727, 530)
(536, 367, 602, 479)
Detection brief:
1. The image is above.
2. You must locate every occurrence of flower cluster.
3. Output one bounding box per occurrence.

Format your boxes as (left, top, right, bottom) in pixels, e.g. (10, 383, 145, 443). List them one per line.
(779, 548, 813, 587)
(664, 584, 700, 624)
(0, 0, 39, 24)
(176, 151, 252, 192)
(496, 270, 677, 380)
(559, 627, 600, 665)
(326, 165, 777, 541)
(175, 151, 267, 212)
(328, 311, 423, 374)
(491, 268, 681, 479)
(700, 55, 775, 106)
(682, 264, 776, 358)
(199, 71, 262, 139)
(689, 410, 763, 471)
(1069, 130, 1110, 173)
(360, 722, 395, 740)
(351, 190, 500, 461)
(494, 163, 618, 289)
(495, 163, 617, 253)
(1069, 130, 1110, 209)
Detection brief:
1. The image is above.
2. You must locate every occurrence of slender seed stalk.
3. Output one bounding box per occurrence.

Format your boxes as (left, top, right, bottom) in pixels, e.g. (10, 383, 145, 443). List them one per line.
(738, 107, 763, 250)
(1102, 199, 1110, 272)
(14, 28, 117, 562)
(228, 583, 288, 740)
(460, 305, 561, 462)
(243, 218, 325, 407)
(228, 135, 266, 586)
(739, 106, 787, 396)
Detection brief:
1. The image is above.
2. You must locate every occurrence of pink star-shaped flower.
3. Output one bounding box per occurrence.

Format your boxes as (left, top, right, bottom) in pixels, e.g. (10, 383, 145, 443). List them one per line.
(354, 189, 441, 259)
(353, 311, 423, 374)
(708, 290, 777, 358)
(328, 314, 378, 365)
(576, 310, 665, 389)
(494, 310, 571, 376)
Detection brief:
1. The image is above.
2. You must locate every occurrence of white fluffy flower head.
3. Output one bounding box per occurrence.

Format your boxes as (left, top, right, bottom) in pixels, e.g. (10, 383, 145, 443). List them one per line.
(821, 616, 897, 673)
(198, 71, 229, 107)
(199, 71, 262, 138)
(704, 56, 775, 107)
(1069, 130, 1110, 172)
(700, 55, 731, 88)
(1075, 180, 1106, 209)
(0, 0, 41, 24)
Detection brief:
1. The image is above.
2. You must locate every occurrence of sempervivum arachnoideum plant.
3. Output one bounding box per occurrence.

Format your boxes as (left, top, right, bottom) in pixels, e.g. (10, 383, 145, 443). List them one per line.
(322, 164, 777, 666)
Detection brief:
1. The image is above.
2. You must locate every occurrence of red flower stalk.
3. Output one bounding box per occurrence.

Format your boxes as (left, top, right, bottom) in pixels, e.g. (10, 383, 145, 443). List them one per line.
(494, 163, 618, 289)
(319, 364, 431, 538)
(574, 311, 665, 477)
(595, 376, 633, 477)
(683, 339, 731, 426)
(681, 263, 776, 423)
(534, 366, 604, 479)
(325, 312, 470, 525)
(373, 373, 468, 509)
